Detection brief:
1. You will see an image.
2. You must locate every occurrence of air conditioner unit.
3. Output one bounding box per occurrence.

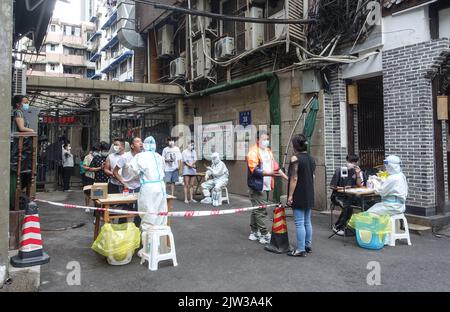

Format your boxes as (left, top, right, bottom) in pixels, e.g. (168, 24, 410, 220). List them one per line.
(157, 24, 174, 57)
(170, 57, 186, 78)
(192, 38, 211, 79)
(245, 7, 264, 50)
(214, 37, 235, 60)
(12, 65, 27, 96)
(267, 10, 287, 42)
(191, 0, 211, 34)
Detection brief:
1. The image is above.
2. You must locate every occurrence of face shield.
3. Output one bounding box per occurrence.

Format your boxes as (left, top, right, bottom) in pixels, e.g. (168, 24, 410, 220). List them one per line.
(143, 136, 157, 152)
(384, 155, 402, 175)
(211, 152, 220, 165)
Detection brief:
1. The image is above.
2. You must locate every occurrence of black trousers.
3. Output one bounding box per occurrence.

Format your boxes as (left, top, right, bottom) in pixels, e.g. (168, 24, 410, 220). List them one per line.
(62, 167, 72, 190)
(332, 194, 359, 230)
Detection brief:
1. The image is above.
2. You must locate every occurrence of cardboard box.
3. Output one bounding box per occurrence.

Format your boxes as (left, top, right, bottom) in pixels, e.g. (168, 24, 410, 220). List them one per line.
(90, 183, 108, 199)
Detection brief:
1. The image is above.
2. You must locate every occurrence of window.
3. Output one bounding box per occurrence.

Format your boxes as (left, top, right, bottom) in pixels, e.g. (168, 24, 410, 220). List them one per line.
(50, 44, 56, 51)
(221, 0, 236, 37)
(111, 43, 119, 58)
(120, 61, 127, 75)
(50, 25, 56, 32)
(63, 47, 85, 56)
(127, 58, 132, 70)
(50, 64, 56, 71)
(31, 64, 46, 71)
(74, 27, 81, 37)
(63, 66, 85, 75)
(64, 25, 71, 36)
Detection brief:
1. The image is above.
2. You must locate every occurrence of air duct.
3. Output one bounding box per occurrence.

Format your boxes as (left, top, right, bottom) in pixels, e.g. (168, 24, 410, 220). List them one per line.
(117, 0, 145, 49)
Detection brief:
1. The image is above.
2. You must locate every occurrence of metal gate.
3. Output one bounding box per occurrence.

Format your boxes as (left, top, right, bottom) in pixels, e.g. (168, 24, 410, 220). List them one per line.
(357, 76, 385, 169)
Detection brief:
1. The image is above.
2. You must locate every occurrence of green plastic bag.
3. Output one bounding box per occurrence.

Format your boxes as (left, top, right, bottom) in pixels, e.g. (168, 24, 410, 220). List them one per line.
(92, 223, 141, 262)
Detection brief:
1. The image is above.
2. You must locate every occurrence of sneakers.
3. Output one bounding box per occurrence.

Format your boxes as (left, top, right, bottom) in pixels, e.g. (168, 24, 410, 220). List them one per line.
(258, 233, 271, 244)
(248, 231, 261, 241)
(191, 199, 198, 203)
(305, 246, 312, 254)
(184, 200, 189, 204)
(332, 225, 345, 236)
(85, 208, 91, 213)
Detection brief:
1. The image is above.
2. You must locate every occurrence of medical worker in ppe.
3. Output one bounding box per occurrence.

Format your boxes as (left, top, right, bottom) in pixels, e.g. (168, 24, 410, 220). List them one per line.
(368, 155, 408, 216)
(200, 152, 229, 206)
(127, 136, 167, 231)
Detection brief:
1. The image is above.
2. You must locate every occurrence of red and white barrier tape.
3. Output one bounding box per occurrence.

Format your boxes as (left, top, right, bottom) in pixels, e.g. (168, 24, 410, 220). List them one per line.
(34, 199, 278, 218)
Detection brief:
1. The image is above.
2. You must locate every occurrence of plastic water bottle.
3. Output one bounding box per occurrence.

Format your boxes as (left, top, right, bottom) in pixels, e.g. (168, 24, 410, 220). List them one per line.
(122, 187, 129, 197)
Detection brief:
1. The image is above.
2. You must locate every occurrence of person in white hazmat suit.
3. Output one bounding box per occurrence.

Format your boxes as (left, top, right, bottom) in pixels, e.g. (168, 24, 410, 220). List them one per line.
(127, 136, 167, 231)
(200, 152, 229, 206)
(367, 155, 408, 216)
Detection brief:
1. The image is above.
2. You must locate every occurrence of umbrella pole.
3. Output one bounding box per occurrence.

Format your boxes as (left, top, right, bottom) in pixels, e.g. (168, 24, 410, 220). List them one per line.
(282, 94, 317, 171)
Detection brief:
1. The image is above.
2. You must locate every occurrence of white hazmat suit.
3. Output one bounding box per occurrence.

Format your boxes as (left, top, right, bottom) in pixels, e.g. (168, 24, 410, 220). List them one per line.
(368, 155, 408, 216)
(201, 152, 229, 206)
(128, 136, 167, 231)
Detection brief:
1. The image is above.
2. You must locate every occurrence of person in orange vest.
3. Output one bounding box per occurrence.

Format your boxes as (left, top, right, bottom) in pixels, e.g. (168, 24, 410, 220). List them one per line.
(247, 130, 288, 244)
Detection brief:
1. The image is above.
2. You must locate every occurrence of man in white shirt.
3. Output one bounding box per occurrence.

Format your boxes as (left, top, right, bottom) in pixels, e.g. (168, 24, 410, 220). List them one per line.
(161, 137, 182, 197)
(62, 143, 74, 192)
(114, 137, 143, 226)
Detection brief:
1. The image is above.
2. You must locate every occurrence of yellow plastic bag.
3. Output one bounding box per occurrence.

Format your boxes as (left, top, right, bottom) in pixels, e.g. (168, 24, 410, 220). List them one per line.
(348, 212, 391, 250)
(92, 223, 141, 262)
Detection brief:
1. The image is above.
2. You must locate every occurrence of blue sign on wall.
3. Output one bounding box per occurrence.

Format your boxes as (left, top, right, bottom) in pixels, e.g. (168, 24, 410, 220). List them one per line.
(239, 111, 251, 127)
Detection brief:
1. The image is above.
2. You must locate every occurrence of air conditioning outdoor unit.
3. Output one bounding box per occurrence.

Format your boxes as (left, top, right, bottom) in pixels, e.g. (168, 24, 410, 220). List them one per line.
(192, 38, 211, 79)
(12, 65, 27, 96)
(245, 6, 264, 50)
(157, 24, 174, 57)
(214, 37, 235, 60)
(267, 9, 287, 42)
(191, 0, 211, 34)
(170, 57, 186, 78)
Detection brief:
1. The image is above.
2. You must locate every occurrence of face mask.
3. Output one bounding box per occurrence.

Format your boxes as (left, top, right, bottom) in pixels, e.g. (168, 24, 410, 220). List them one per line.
(212, 158, 220, 165)
(22, 103, 30, 111)
(260, 140, 270, 149)
(113, 145, 120, 153)
(347, 163, 355, 169)
(93, 152, 99, 157)
(169, 141, 175, 147)
(67, 146, 71, 151)
(101, 151, 109, 157)
(190, 144, 194, 150)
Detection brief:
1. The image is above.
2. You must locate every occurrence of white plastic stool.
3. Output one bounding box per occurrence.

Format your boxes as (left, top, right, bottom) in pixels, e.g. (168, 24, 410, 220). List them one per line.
(387, 214, 412, 246)
(140, 225, 178, 271)
(221, 186, 230, 205)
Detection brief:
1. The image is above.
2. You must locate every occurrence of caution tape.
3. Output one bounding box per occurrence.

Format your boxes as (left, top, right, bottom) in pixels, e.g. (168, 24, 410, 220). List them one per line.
(34, 199, 278, 218)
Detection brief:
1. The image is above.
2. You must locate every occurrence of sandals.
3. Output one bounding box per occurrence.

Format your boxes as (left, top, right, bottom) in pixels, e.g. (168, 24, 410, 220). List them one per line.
(287, 249, 307, 257)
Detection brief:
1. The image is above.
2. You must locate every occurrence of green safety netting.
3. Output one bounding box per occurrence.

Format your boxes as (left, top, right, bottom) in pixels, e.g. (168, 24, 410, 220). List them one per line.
(302, 97, 320, 152)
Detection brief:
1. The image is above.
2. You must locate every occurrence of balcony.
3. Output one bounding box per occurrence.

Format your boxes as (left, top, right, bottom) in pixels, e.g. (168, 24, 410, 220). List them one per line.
(100, 50, 133, 74)
(99, 32, 119, 52)
(88, 30, 102, 42)
(101, 10, 118, 30)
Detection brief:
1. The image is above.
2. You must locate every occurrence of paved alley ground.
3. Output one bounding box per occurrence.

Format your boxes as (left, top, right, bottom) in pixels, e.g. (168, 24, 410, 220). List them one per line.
(36, 189, 450, 292)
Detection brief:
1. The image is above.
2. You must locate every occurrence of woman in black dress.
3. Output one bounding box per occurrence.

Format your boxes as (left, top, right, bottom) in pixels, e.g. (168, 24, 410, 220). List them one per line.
(287, 134, 316, 257)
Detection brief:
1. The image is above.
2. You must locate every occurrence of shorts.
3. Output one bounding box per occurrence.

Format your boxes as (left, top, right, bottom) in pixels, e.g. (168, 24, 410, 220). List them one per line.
(83, 176, 94, 195)
(165, 170, 179, 183)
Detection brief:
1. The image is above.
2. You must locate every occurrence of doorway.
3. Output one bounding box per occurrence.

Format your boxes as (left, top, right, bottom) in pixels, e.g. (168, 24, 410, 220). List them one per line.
(356, 76, 385, 169)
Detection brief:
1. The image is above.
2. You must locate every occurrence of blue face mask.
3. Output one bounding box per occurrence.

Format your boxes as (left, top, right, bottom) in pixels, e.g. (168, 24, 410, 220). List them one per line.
(22, 103, 30, 111)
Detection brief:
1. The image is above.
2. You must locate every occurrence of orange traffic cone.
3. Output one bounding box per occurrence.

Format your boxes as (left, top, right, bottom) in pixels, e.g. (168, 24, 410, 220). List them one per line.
(11, 202, 50, 268)
(264, 205, 291, 254)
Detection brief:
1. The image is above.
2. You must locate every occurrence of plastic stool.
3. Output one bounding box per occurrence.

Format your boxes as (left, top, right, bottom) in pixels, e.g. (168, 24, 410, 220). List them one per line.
(140, 225, 178, 271)
(221, 186, 230, 205)
(387, 214, 412, 246)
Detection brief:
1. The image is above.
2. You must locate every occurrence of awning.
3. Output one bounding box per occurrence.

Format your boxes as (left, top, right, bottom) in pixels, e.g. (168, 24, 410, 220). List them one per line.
(101, 11, 118, 30)
(101, 50, 133, 73)
(89, 15, 97, 23)
(13, 0, 57, 51)
(88, 31, 102, 42)
(90, 73, 102, 80)
(100, 34, 119, 52)
(90, 51, 102, 62)
(63, 43, 87, 50)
